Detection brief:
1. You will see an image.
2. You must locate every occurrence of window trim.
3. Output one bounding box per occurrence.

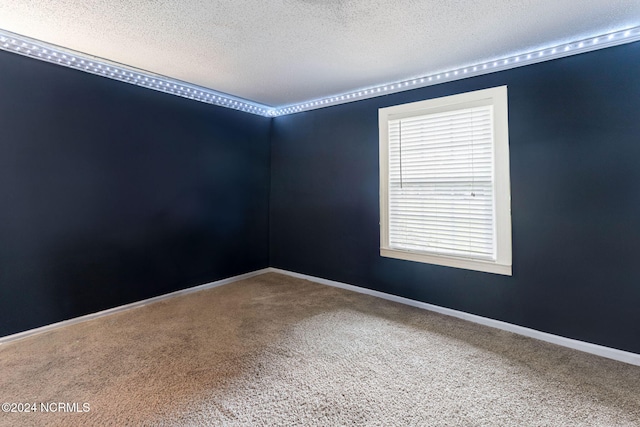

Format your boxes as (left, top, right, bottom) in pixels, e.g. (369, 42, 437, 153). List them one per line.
(379, 86, 512, 276)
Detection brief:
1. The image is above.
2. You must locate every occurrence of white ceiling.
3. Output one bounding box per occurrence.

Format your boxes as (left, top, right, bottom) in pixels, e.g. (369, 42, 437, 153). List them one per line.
(0, 1, 639, 107)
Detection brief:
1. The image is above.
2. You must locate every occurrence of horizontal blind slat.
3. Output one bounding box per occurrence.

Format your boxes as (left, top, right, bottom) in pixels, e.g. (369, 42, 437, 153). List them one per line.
(390, 243, 495, 259)
(390, 230, 494, 245)
(390, 223, 494, 237)
(390, 235, 493, 251)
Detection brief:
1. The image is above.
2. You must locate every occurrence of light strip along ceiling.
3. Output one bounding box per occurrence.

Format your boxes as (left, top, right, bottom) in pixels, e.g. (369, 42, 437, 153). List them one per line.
(1, 26, 640, 118)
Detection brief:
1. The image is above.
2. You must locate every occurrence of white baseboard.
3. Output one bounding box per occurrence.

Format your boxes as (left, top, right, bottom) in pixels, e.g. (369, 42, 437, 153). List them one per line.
(4, 266, 639, 367)
(268, 267, 640, 367)
(0, 268, 271, 346)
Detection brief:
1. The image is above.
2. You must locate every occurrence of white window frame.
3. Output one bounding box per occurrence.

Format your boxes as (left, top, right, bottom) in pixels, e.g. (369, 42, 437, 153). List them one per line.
(379, 86, 512, 275)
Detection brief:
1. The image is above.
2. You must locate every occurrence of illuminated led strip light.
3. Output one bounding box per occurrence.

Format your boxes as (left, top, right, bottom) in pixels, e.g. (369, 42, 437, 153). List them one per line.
(272, 26, 640, 116)
(0, 29, 270, 116)
(1, 26, 639, 117)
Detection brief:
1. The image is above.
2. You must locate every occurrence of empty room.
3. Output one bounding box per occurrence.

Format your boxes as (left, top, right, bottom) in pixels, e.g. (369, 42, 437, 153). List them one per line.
(1, 1, 640, 425)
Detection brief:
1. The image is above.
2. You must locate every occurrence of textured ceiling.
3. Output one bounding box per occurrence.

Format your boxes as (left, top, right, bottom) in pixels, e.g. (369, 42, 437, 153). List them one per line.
(0, 1, 639, 107)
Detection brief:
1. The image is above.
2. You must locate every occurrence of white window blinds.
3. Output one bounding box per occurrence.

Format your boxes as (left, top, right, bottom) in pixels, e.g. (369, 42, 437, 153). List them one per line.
(387, 105, 496, 260)
(380, 86, 511, 275)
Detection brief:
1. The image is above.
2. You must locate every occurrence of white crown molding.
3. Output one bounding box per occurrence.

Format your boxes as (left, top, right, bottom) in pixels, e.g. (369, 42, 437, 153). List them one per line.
(1, 26, 640, 117)
(0, 29, 271, 116)
(272, 26, 640, 116)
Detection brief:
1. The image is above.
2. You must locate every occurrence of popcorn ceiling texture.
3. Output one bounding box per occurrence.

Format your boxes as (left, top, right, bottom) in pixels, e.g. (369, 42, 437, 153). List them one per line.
(0, 273, 639, 426)
(0, 1, 639, 106)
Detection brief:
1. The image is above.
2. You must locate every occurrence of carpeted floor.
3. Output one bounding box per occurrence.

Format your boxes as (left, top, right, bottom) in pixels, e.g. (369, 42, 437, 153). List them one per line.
(1, 273, 639, 426)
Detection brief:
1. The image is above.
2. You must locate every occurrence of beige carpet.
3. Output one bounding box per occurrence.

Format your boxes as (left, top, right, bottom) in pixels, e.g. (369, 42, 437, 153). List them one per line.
(0, 273, 639, 426)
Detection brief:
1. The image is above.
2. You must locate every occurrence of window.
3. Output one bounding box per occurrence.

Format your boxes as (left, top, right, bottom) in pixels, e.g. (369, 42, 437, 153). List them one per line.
(379, 86, 512, 275)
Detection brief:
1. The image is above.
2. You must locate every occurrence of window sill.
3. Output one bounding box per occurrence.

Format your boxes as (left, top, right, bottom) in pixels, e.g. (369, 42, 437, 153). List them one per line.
(380, 248, 512, 276)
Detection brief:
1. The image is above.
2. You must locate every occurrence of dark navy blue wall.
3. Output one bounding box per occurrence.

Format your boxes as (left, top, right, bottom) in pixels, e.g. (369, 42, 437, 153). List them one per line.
(0, 51, 271, 337)
(3, 40, 640, 354)
(270, 42, 640, 354)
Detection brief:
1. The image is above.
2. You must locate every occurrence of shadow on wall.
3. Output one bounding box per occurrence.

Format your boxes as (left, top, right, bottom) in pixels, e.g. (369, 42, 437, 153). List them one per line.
(0, 188, 257, 337)
(47, 196, 250, 317)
